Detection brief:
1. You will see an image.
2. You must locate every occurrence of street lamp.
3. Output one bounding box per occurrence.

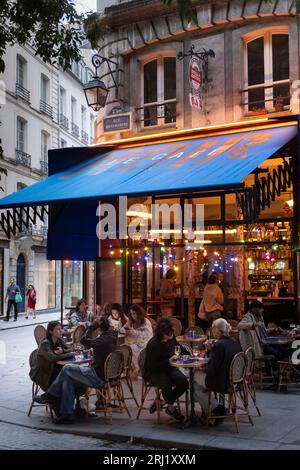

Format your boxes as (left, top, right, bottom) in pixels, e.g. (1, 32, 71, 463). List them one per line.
(83, 77, 109, 111)
(83, 54, 118, 110)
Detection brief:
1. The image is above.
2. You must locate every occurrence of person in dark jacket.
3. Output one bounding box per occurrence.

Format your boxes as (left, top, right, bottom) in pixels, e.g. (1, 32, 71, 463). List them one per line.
(29, 321, 75, 391)
(194, 318, 241, 421)
(144, 317, 188, 421)
(34, 317, 117, 424)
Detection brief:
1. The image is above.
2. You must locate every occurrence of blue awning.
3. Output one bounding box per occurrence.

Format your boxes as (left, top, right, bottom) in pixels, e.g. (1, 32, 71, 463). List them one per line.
(0, 124, 296, 209)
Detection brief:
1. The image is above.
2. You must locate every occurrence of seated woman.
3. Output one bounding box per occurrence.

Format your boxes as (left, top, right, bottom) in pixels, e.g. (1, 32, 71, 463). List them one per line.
(30, 321, 75, 391)
(105, 303, 128, 332)
(120, 304, 153, 376)
(70, 298, 88, 327)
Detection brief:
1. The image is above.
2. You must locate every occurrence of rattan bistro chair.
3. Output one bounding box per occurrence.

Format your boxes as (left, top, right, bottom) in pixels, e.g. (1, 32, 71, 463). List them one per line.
(170, 318, 182, 337)
(245, 347, 261, 416)
(33, 325, 46, 346)
(206, 351, 253, 433)
(28, 349, 53, 419)
(120, 344, 139, 406)
(184, 326, 204, 337)
(96, 350, 131, 423)
(72, 324, 86, 346)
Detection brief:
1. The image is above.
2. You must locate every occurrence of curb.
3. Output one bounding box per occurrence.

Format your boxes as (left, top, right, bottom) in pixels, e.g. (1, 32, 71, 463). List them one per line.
(0, 417, 212, 450)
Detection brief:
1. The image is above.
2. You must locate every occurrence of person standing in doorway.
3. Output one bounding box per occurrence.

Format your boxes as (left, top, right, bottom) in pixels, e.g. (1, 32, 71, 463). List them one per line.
(4, 277, 21, 322)
(26, 284, 37, 319)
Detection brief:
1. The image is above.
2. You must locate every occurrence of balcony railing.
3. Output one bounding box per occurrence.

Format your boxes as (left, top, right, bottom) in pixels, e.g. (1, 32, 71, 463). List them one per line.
(18, 224, 48, 239)
(15, 83, 30, 103)
(240, 80, 291, 116)
(40, 100, 53, 118)
(81, 130, 89, 144)
(135, 99, 177, 127)
(71, 122, 79, 138)
(59, 113, 69, 130)
(40, 160, 48, 175)
(15, 149, 31, 168)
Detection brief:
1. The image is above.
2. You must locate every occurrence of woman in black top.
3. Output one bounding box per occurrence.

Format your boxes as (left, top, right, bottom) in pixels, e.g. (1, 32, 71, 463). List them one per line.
(34, 321, 75, 389)
(144, 317, 188, 421)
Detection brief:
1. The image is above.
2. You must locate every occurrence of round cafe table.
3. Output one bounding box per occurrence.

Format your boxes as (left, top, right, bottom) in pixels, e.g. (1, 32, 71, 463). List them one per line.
(262, 336, 293, 346)
(57, 355, 94, 366)
(171, 356, 208, 428)
(176, 335, 207, 347)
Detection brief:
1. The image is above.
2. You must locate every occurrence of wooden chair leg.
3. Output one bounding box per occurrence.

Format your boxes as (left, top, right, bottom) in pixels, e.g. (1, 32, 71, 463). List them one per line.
(125, 376, 139, 407)
(137, 382, 150, 419)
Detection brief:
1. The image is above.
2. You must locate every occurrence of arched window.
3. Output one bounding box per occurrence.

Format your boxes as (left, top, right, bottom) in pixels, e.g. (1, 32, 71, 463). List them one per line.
(244, 28, 289, 114)
(141, 56, 176, 127)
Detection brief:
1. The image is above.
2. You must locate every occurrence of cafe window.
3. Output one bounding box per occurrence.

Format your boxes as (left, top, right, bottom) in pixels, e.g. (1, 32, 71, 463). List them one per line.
(142, 56, 176, 127)
(244, 28, 290, 114)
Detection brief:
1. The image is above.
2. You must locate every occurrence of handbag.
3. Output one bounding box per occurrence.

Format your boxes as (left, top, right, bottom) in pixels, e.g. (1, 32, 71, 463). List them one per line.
(15, 292, 22, 303)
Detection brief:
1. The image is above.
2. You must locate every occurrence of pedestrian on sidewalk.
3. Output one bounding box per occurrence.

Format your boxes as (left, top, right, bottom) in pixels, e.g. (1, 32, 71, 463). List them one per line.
(26, 284, 37, 319)
(4, 277, 21, 322)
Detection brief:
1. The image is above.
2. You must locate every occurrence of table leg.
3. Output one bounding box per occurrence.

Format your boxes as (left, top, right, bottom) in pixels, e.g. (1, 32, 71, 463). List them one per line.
(181, 368, 203, 428)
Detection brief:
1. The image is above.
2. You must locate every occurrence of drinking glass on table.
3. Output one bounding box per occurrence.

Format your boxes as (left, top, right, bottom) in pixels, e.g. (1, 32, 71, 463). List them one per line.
(174, 345, 181, 359)
(192, 345, 200, 357)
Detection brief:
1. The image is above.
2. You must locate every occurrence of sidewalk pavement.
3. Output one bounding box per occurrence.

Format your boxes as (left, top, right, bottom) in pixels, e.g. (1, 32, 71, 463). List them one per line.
(2, 321, 300, 450)
(0, 309, 61, 331)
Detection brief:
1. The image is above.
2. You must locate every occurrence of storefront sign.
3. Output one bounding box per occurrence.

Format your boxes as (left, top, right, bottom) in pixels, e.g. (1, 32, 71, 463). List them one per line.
(103, 113, 131, 133)
(188, 57, 203, 110)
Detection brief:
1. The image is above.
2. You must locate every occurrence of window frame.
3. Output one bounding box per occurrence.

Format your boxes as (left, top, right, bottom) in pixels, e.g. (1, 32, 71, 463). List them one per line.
(16, 55, 26, 88)
(140, 54, 177, 128)
(41, 130, 49, 162)
(243, 26, 290, 114)
(16, 116, 27, 152)
(41, 74, 50, 103)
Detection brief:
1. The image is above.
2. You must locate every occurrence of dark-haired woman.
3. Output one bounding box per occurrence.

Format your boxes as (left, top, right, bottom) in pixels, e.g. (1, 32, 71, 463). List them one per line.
(25, 284, 37, 319)
(106, 303, 128, 332)
(31, 321, 75, 390)
(144, 317, 188, 421)
(70, 298, 88, 327)
(120, 304, 153, 375)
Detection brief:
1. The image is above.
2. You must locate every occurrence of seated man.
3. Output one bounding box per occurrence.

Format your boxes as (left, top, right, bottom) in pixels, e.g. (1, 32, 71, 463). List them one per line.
(144, 317, 188, 421)
(238, 300, 288, 361)
(34, 316, 117, 424)
(194, 318, 241, 423)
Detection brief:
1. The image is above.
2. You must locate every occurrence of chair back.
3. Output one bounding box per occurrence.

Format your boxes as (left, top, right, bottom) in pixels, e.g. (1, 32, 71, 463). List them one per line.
(180, 343, 192, 355)
(230, 351, 247, 385)
(149, 317, 157, 331)
(138, 348, 147, 378)
(72, 324, 86, 344)
(245, 347, 255, 377)
(170, 317, 182, 336)
(34, 325, 46, 346)
(29, 349, 38, 369)
(120, 344, 133, 375)
(184, 326, 204, 337)
(105, 350, 124, 381)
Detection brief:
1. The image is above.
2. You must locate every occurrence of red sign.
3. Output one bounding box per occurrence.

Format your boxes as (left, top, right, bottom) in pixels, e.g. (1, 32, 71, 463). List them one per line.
(189, 58, 203, 92)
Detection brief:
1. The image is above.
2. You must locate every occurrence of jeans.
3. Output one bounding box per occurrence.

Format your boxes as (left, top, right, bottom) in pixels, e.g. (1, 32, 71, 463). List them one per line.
(6, 300, 18, 320)
(47, 364, 104, 416)
(146, 368, 188, 405)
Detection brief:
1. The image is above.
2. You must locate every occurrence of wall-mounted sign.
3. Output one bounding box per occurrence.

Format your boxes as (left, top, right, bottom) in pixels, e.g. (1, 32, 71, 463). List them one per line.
(103, 113, 131, 133)
(188, 57, 203, 111)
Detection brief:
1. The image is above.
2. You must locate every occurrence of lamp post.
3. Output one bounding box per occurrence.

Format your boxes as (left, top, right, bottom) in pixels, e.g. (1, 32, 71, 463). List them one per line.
(83, 54, 118, 110)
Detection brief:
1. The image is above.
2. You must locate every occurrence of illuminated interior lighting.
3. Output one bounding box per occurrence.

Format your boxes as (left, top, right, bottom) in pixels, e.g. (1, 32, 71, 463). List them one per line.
(126, 211, 152, 219)
(150, 229, 182, 234)
(287, 199, 294, 207)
